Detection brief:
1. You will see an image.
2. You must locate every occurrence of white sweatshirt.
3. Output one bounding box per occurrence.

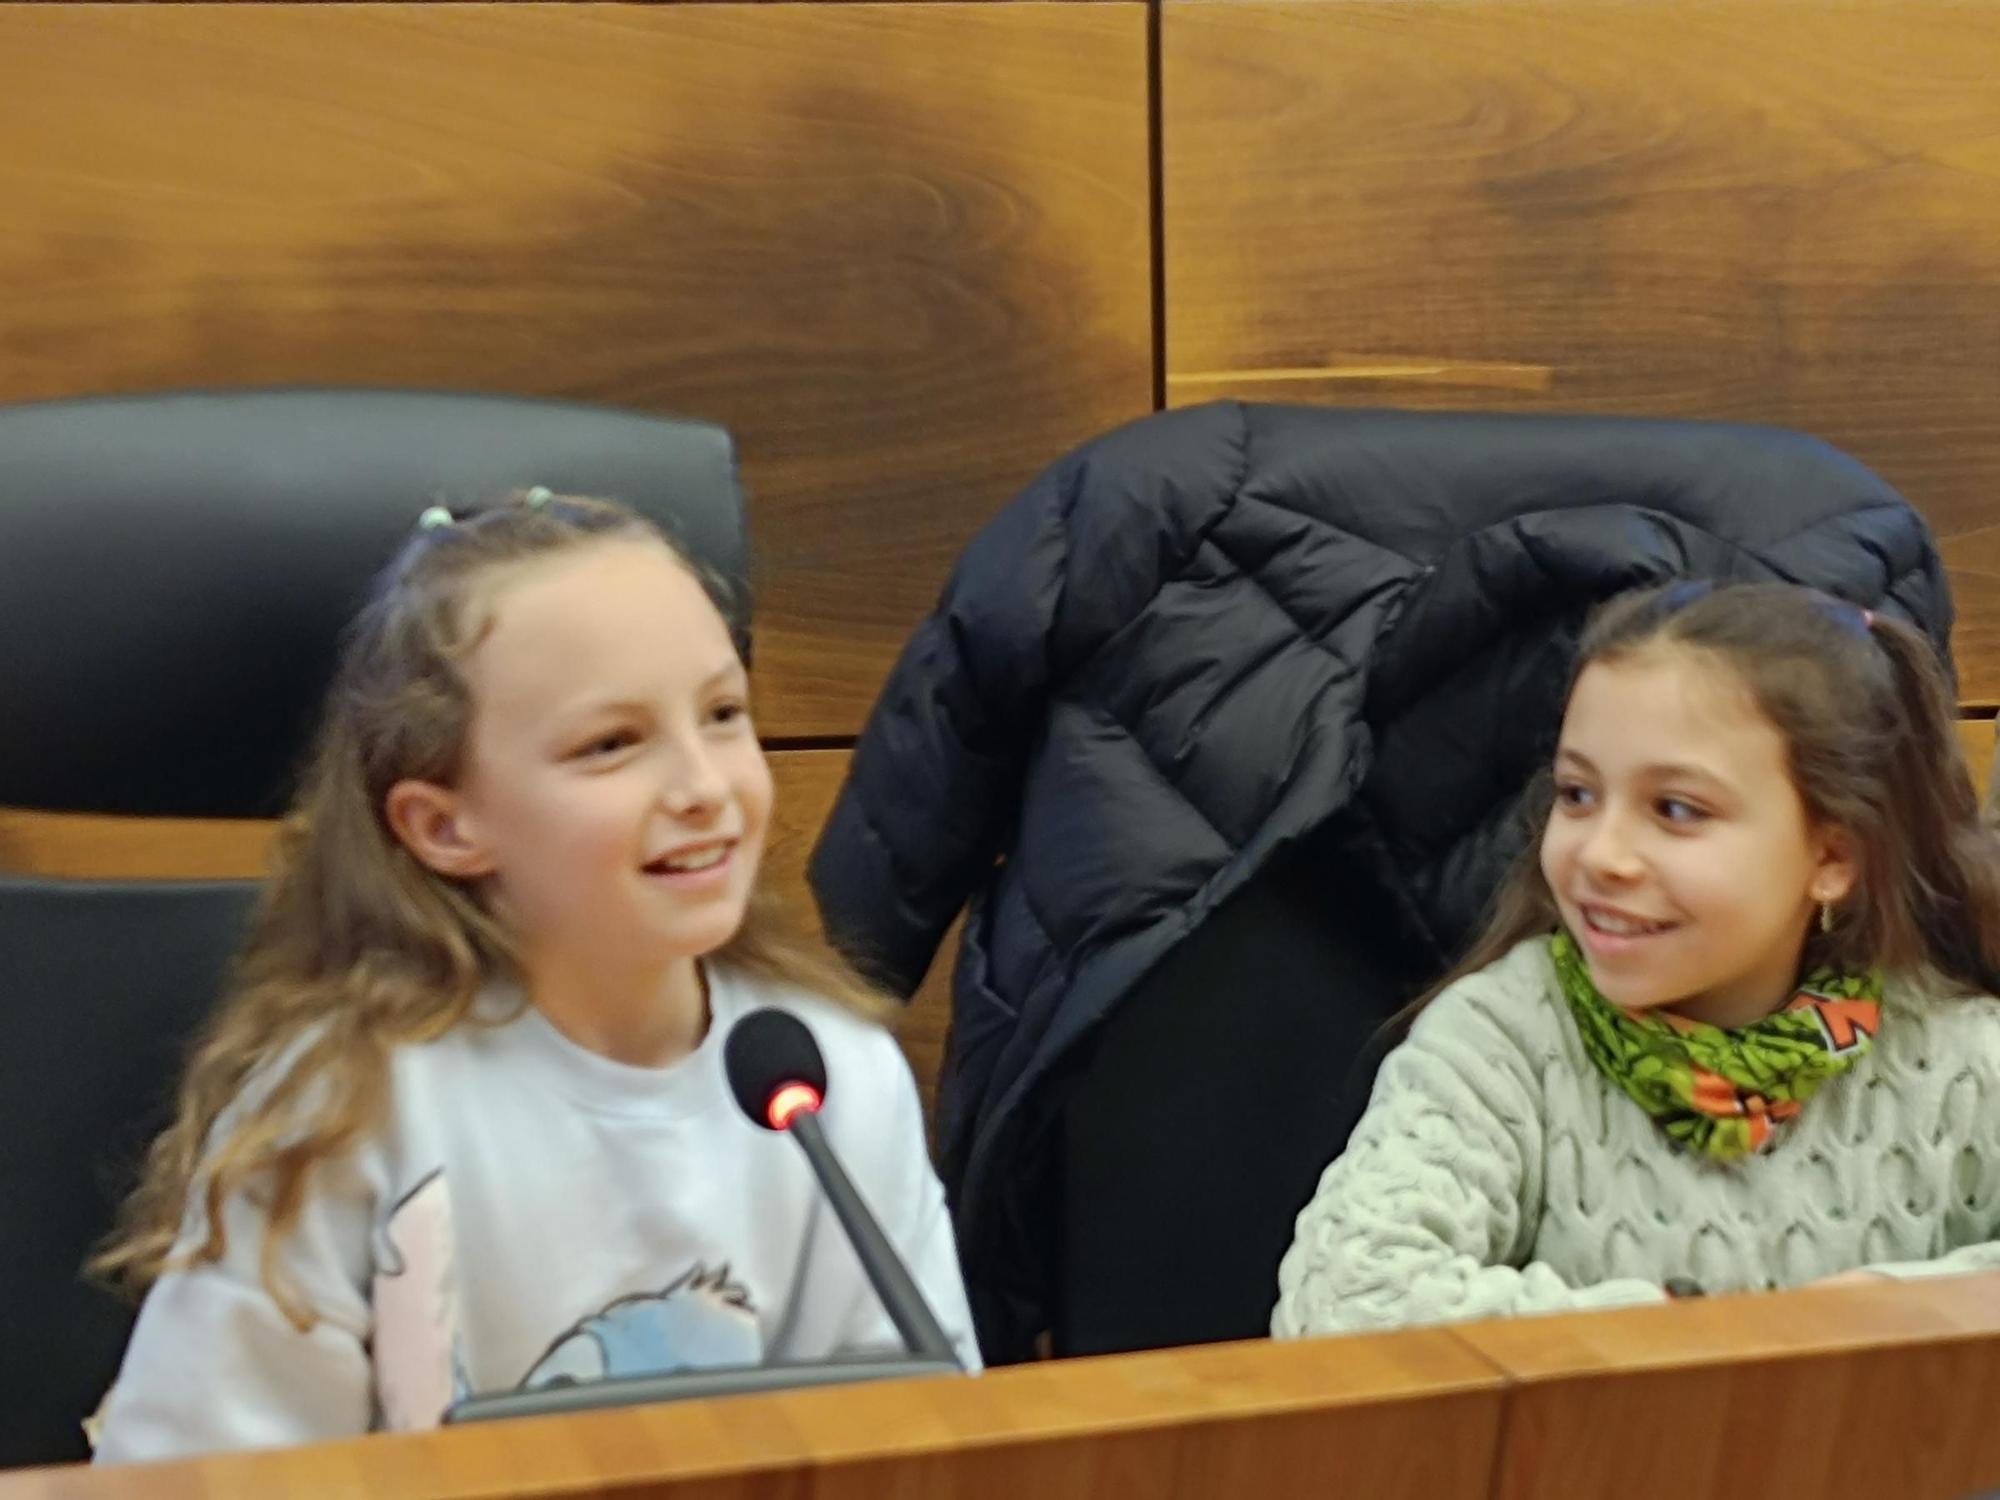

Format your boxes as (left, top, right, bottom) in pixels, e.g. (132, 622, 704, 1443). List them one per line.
(96, 966, 978, 1462)
(1275, 937, 2000, 1338)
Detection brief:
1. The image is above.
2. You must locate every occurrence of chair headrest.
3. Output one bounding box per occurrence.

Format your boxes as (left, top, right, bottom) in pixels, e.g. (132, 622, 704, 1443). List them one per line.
(0, 389, 747, 817)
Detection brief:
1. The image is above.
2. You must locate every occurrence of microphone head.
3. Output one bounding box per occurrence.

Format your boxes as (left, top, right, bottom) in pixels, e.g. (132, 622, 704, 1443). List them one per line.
(724, 1008, 829, 1131)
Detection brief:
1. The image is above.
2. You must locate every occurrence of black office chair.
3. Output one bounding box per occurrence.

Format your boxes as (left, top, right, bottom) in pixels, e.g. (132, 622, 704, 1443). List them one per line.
(0, 389, 747, 1468)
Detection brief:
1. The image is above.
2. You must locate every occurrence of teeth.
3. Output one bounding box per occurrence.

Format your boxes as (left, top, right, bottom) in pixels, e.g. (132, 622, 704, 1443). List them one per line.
(1587, 909, 1661, 937)
(659, 846, 727, 873)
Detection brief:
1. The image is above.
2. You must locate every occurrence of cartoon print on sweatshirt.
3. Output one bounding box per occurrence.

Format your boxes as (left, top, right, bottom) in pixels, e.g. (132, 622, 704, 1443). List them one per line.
(519, 1264, 761, 1389)
(370, 1169, 471, 1430)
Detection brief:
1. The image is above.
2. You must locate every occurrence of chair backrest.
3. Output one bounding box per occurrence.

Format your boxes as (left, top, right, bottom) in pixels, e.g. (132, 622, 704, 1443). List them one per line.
(1, 389, 746, 818)
(0, 389, 746, 1467)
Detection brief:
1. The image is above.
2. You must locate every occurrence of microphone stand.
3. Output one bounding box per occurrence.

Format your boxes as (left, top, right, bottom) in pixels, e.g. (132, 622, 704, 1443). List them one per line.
(786, 1109, 961, 1367)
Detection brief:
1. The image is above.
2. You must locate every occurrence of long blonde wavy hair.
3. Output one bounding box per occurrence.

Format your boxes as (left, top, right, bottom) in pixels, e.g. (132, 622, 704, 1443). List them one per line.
(93, 493, 888, 1328)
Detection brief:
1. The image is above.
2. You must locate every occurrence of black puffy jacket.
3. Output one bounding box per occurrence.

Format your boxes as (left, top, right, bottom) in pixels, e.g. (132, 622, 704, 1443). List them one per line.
(810, 401, 1951, 1360)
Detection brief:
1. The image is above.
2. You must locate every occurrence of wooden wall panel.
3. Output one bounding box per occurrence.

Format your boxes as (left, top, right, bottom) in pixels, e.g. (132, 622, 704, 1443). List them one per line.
(1959, 715, 1996, 811)
(0, 2, 1153, 739)
(0, 749, 958, 1120)
(766, 753, 957, 1122)
(1164, 0, 2000, 702)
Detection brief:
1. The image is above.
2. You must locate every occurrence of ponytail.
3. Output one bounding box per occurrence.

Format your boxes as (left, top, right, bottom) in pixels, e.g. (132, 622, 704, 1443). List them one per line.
(1858, 615, 2000, 994)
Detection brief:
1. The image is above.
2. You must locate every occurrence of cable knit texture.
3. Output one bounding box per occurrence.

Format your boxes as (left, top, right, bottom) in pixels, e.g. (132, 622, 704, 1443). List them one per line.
(1274, 938, 2000, 1337)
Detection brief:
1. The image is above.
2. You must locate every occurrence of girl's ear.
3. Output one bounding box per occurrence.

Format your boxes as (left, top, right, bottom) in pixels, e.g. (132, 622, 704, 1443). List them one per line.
(1808, 823, 1860, 906)
(385, 780, 496, 879)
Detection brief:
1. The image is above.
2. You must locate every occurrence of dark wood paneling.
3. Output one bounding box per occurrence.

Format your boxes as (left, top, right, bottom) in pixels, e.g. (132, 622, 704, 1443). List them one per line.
(1165, 0, 2000, 700)
(0, 2, 1153, 737)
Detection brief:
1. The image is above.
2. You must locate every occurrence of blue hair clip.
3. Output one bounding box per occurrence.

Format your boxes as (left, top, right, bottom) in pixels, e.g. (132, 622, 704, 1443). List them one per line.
(417, 505, 454, 530)
(1811, 592, 1876, 640)
(1658, 578, 1713, 615)
(524, 486, 553, 508)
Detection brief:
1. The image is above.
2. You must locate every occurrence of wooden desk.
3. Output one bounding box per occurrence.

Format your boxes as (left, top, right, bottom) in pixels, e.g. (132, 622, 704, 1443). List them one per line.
(0, 1332, 1504, 1500)
(11, 1280, 2000, 1499)
(1460, 1274, 2000, 1500)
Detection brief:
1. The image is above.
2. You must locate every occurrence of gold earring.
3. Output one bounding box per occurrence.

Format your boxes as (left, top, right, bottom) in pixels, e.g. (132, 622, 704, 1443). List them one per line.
(1819, 900, 1834, 935)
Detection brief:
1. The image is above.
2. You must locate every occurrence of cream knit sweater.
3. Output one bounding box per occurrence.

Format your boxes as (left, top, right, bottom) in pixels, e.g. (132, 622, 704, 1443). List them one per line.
(1274, 937, 2000, 1337)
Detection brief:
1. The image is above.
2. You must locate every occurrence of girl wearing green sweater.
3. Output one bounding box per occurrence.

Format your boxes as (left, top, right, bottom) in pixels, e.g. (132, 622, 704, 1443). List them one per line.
(1276, 583, 2000, 1335)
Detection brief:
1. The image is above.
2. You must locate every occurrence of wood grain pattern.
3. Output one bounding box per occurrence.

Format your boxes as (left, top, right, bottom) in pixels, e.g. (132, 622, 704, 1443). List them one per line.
(1457, 1274, 2000, 1500)
(1958, 716, 1995, 810)
(0, 2, 1152, 739)
(1164, 0, 2000, 703)
(0, 1331, 1504, 1499)
(0, 812, 275, 882)
(0, 751, 850, 886)
(12, 1280, 2000, 1497)
(0, 749, 957, 1122)
(766, 754, 957, 1125)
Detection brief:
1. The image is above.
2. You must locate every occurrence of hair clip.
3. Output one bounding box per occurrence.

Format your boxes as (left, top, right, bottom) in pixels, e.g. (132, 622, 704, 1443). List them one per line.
(524, 486, 553, 508)
(1659, 578, 1713, 615)
(417, 505, 454, 530)
(1811, 592, 1876, 640)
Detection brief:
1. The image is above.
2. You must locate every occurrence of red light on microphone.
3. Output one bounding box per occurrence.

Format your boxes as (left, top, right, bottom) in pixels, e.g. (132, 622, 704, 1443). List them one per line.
(766, 1082, 823, 1130)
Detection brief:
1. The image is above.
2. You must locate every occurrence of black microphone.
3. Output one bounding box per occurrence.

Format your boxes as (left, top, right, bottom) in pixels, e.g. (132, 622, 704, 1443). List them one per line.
(724, 1008, 961, 1368)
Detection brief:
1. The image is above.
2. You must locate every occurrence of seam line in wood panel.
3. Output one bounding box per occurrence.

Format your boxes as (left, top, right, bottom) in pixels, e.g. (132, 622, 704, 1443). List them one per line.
(1439, 1327, 1519, 1500)
(761, 735, 860, 754)
(1146, 0, 1166, 414)
(1168, 360, 1556, 392)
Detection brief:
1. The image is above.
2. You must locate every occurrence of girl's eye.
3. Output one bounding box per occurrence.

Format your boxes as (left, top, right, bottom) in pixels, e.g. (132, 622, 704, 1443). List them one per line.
(1657, 797, 1708, 825)
(710, 699, 750, 727)
(575, 729, 639, 759)
(1554, 780, 1597, 810)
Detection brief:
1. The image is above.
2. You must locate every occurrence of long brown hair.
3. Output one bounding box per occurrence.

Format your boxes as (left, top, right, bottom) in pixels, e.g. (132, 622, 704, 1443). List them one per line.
(94, 493, 888, 1327)
(1411, 581, 2000, 1017)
